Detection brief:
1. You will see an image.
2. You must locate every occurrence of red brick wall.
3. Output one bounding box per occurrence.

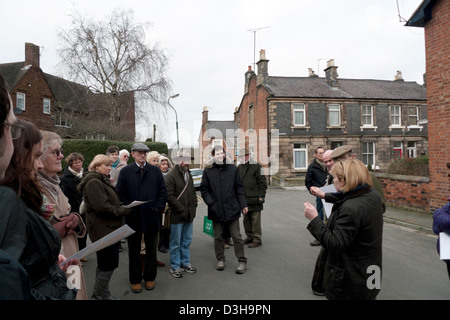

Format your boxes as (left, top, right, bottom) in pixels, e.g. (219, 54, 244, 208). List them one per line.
(237, 71, 270, 165)
(424, 0, 450, 212)
(12, 66, 56, 131)
(377, 174, 430, 213)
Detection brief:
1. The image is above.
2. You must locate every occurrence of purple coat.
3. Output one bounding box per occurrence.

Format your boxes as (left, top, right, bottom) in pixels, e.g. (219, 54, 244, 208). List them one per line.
(432, 200, 450, 263)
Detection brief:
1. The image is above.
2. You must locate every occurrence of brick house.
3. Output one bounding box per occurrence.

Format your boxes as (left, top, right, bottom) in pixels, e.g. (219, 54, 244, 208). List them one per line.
(198, 106, 238, 168)
(0, 42, 136, 140)
(233, 50, 428, 181)
(406, 0, 450, 211)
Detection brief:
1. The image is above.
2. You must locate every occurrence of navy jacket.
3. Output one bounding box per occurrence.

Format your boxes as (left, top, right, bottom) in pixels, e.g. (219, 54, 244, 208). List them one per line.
(116, 162, 167, 233)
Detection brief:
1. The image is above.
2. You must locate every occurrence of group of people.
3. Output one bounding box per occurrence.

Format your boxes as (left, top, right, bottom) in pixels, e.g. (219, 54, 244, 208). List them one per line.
(2, 68, 448, 300)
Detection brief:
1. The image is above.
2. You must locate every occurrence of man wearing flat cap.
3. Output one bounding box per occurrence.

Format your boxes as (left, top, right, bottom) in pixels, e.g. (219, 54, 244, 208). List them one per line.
(238, 148, 267, 248)
(116, 142, 167, 293)
(329, 145, 386, 212)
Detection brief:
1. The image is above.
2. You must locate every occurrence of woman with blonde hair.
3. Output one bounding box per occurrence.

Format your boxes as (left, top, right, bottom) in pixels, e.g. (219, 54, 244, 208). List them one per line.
(304, 158, 383, 300)
(78, 154, 130, 299)
(37, 130, 87, 299)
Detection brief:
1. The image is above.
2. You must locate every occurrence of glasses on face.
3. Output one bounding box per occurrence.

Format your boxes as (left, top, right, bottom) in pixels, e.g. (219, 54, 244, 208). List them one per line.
(5, 121, 25, 140)
(51, 148, 64, 157)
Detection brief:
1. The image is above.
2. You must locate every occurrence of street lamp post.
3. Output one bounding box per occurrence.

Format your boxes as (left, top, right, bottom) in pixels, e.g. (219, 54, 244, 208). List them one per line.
(168, 93, 180, 150)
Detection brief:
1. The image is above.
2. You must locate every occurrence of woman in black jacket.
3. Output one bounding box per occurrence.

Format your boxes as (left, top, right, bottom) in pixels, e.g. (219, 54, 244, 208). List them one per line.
(304, 159, 383, 300)
(78, 154, 130, 300)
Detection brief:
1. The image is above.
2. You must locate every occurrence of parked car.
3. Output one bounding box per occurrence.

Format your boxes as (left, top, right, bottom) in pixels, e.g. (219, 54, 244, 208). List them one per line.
(190, 168, 203, 189)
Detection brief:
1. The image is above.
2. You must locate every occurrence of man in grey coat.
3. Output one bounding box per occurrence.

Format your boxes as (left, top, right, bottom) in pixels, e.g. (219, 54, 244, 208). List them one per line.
(165, 152, 198, 278)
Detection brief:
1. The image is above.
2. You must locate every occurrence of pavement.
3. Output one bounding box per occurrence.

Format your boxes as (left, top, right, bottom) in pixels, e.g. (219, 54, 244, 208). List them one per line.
(278, 186, 435, 235)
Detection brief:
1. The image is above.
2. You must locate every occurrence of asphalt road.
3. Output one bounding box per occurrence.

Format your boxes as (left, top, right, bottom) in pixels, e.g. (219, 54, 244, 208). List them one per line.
(80, 187, 450, 301)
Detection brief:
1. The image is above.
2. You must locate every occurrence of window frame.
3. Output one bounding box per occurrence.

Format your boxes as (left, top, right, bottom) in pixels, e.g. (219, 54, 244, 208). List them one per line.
(17, 92, 26, 111)
(390, 105, 402, 126)
(362, 142, 375, 167)
(293, 143, 308, 170)
(328, 104, 341, 127)
(292, 103, 306, 126)
(43, 98, 51, 115)
(362, 105, 373, 126)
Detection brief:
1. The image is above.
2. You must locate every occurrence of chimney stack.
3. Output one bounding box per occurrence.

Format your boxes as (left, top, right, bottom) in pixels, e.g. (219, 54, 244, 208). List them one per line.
(324, 59, 338, 87)
(394, 70, 404, 81)
(202, 106, 209, 127)
(25, 43, 40, 68)
(244, 65, 255, 94)
(256, 49, 269, 86)
(308, 68, 318, 77)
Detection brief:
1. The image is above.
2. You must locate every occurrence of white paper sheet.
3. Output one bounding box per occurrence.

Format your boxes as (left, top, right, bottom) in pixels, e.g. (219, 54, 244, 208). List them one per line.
(123, 200, 150, 208)
(439, 232, 450, 260)
(320, 184, 337, 219)
(60, 224, 135, 265)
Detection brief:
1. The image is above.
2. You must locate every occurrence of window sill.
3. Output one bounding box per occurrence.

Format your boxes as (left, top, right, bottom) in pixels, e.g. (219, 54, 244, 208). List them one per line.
(290, 125, 310, 131)
(389, 125, 405, 131)
(406, 125, 423, 131)
(360, 125, 378, 131)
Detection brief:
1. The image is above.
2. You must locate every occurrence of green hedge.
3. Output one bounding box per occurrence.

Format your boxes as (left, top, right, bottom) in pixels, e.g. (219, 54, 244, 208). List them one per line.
(60, 139, 168, 171)
(387, 156, 429, 177)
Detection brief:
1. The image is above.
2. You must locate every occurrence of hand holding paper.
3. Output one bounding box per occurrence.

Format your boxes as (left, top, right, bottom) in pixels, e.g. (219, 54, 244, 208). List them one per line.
(123, 200, 150, 208)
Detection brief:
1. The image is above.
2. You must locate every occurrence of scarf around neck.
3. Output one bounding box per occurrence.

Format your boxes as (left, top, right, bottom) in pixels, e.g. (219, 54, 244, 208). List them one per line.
(37, 172, 61, 202)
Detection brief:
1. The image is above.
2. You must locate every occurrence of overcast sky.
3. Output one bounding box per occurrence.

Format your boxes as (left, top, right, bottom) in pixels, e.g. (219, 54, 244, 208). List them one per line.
(1, 0, 425, 148)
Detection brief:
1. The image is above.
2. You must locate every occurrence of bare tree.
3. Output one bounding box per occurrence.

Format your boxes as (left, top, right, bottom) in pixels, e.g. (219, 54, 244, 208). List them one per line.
(56, 8, 171, 140)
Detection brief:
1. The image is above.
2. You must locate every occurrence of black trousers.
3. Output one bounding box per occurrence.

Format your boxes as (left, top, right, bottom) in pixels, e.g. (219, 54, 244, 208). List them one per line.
(127, 229, 158, 284)
(96, 241, 120, 271)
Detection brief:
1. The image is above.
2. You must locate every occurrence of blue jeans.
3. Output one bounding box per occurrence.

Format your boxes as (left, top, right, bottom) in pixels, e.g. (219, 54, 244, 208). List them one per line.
(169, 222, 193, 270)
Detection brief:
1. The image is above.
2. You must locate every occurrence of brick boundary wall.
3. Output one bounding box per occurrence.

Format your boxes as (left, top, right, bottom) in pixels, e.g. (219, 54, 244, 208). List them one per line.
(374, 173, 431, 214)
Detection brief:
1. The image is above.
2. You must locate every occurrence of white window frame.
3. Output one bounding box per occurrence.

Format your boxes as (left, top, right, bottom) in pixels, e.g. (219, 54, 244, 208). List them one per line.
(293, 103, 306, 126)
(390, 105, 402, 126)
(293, 143, 307, 170)
(362, 142, 375, 167)
(362, 105, 373, 126)
(17, 92, 26, 111)
(328, 104, 340, 126)
(43, 98, 51, 114)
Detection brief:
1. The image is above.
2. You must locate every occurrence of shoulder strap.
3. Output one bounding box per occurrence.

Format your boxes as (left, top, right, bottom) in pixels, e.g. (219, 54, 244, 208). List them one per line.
(177, 179, 189, 200)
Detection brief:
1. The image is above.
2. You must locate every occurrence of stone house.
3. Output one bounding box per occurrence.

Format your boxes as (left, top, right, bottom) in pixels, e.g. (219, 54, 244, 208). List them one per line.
(233, 50, 428, 182)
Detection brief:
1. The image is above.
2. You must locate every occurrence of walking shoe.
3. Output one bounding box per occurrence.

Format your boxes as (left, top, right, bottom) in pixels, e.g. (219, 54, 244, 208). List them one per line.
(248, 241, 262, 248)
(236, 261, 247, 274)
(223, 242, 230, 249)
(181, 264, 197, 274)
(216, 260, 225, 271)
(310, 240, 321, 246)
(145, 281, 155, 290)
(170, 268, 183, 278)
(131, 283, 142, 293)
(244, 238, 253, 244)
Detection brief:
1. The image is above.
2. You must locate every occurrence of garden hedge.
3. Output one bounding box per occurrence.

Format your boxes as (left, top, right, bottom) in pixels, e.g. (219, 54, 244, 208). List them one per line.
(60, 139, 168, 172)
